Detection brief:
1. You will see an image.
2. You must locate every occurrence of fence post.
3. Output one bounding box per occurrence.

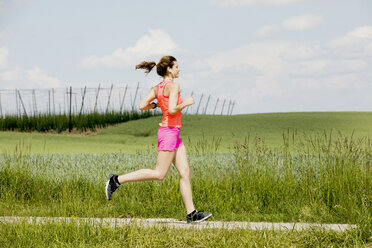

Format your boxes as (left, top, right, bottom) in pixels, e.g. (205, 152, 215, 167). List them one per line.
(17, 90, 28, 118)
(196, 94, 204, 115)
(65, 87, 69, 116)
(203, 95, 211, 115)
(74, 94, 78, 115)
(48, 90, 51, 115)
(220, 99, 226, 115)
(120, 84, 128, 113)
(227, 100, 231, 116)
(131, 82, 139, 111)
(69, 86, 72, 132)
(52, 88, 55, 115)
(229, 100, 236, 115)
(184, 91, 193, 114)
(0, 92, 2, 117)
(106, 84, 114, 113)
(32, 89, 38, 116)
(94, 84, 101, 113)
(79, 86, 87, 116)
(15, 89, 19, 116)
(213, 98, 219, 115)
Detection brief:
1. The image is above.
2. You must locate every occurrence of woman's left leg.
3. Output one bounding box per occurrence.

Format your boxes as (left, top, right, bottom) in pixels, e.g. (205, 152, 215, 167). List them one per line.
(173, 144, 195, 214)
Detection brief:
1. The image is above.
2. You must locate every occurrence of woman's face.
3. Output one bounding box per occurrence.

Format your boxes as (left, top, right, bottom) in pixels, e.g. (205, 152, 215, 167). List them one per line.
(168, 61, 180, 78)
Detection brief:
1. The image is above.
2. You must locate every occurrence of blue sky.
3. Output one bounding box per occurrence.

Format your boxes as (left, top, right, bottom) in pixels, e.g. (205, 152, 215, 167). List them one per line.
(0, 0, 371, 114)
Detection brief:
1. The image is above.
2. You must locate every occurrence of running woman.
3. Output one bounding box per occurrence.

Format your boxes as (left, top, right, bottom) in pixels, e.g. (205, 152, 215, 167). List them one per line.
(105, 55, 212, 223)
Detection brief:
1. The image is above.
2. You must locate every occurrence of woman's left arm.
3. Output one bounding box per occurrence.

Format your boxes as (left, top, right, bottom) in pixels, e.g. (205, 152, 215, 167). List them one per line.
(139, 87, 157, 110)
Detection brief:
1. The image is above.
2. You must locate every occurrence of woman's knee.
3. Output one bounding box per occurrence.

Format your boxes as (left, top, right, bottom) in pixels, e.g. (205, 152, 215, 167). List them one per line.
(179, 166, 190, 179)
(154, 170, 167, 181)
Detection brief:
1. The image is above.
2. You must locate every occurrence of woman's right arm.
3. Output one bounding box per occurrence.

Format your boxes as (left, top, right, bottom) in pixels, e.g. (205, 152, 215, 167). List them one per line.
(139, 87, 157, 110)
(168, 83, 194, 115)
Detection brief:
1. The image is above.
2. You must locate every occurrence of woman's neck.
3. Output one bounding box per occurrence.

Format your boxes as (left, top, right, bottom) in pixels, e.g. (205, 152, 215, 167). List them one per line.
(163, 75, 174, 83)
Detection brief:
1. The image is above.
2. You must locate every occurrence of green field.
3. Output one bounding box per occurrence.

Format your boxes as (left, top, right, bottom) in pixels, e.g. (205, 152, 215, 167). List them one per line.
(0, 220, 369, 247)
(1, 112, 371, 154)
(0, 112, 371, 246)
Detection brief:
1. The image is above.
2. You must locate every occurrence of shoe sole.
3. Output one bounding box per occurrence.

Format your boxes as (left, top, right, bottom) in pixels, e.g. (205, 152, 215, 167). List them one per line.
(105, 179, 111, 200)
(189, 213, 212, 224)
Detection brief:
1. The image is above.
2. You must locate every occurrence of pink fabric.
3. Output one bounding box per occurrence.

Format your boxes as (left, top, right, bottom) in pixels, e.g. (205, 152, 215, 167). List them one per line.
(157, 126, 183, 152)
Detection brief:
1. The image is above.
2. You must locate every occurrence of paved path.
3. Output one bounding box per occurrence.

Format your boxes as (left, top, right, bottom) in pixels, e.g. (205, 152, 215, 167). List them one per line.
(0, 216, 356, 232)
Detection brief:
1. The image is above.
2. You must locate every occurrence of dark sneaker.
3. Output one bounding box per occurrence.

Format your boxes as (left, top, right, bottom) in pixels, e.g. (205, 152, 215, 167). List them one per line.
(186, 210, 212, 223)
(105, 174, 120, 200)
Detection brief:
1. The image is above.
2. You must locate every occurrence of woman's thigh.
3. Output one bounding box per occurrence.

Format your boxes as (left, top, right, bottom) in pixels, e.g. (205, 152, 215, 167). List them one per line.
(155, 150, 176, 176)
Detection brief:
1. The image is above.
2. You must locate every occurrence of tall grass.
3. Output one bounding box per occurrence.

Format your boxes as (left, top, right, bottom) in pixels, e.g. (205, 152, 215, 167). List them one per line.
(0, 110, 158, 133)
(0, 220, 370, 247)
(186, 133, 222, 155)
(231, 131, 371, 227)
(0, 131, 371, 241)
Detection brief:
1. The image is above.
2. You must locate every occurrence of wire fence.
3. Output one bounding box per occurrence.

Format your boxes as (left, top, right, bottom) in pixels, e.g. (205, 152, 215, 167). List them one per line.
(0, 83, 236, 117)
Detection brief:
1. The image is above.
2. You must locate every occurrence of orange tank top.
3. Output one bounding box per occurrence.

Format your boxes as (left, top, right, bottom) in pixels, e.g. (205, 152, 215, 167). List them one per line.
(157, 81, 183, 128)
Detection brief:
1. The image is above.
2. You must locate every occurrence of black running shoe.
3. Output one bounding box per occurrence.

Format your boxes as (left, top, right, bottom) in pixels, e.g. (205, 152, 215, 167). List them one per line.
(186, 210, 212, 223)
(105, 174, 120, 200)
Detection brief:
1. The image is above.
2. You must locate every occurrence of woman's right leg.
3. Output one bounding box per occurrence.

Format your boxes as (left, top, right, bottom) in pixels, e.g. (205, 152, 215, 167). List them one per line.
(117, 150, 175, 183)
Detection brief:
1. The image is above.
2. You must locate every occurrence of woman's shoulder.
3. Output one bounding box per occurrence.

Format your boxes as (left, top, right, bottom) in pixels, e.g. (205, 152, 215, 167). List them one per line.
(166, 82, 180, 91)
(151, 85, 158, 97)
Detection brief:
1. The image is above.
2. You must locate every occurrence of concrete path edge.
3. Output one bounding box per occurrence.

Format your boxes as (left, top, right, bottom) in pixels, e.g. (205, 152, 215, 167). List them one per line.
(0, 216, 357, 232)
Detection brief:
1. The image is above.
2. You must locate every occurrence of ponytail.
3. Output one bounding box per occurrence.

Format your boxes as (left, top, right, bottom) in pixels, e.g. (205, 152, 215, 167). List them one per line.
(136, 56, 177, 77)
(135, 61, 157, 75)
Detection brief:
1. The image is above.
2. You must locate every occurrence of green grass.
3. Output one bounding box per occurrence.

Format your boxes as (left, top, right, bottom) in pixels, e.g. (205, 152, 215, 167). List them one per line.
(0, 111, 157, 133)
(0, 221, 370, 247)
(0, 130, 370, 228)
(0, 112, 371, 154)
(0, 112, 371, 246)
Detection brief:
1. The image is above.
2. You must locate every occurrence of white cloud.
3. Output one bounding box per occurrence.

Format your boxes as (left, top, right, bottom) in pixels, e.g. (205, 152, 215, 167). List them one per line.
(291, 59, 366, 77)
(0, 67, 60, 88)
(26, 67, 60, 87)
(209, 0, 301, 7)
(0, 46, 61, 90)
(282, 14, 323, 31)
(292, 74, 360, 91)
(203, 42, 290, 74)
(0, 67, 23, 81)
(0, 46, 8, 69)
(366, 42, 372, 55)
(348, 25, 372, 39)
(278, 44, 318, 61)
(0, 45, 61, 89)
(192, 25, 372, 103)
(255, 25, 281, 37)
(329, 26, 372, 48)
(80, 29, 181, 70)
(328, 25, 372, 58)
(255, 14, 323, 38)
(196, 42, 292, 99)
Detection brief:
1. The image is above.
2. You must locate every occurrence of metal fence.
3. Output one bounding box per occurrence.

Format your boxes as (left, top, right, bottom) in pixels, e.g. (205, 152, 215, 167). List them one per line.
(0, 83, 236, 117)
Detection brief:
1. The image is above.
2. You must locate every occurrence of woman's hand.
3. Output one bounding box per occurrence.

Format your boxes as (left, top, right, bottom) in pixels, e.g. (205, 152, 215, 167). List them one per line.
(184, 96, 195, 107)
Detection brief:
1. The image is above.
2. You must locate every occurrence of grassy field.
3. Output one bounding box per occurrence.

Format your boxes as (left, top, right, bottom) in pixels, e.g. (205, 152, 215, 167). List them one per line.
(0, 112, 371, 246)
(0, 112, 371, 154)
(0, 220, 370, 247)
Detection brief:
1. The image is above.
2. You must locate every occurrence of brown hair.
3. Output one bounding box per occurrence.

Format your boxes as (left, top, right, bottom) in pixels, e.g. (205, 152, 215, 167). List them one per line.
(136, 56, 177, 77)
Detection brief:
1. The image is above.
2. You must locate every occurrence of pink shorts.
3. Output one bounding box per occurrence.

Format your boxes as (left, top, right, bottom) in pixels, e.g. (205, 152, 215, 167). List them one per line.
(157, 127, 183, 152)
